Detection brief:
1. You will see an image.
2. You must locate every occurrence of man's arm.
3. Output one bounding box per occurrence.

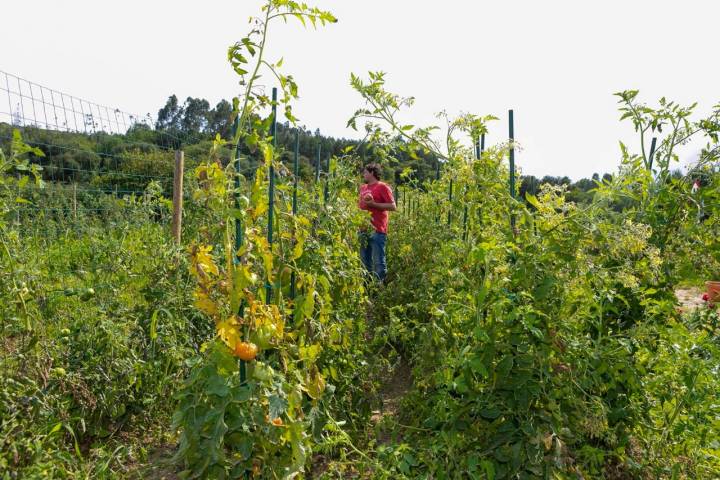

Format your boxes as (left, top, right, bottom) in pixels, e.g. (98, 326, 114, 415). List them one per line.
(374, 184, 397, 211)
(358, 187, 368, 210)
(365, 200, 396, 211)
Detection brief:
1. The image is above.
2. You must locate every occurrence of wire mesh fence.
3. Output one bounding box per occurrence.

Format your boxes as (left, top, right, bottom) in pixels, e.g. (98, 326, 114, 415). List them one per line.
(2, 70, 423, 241)
(0, 69, 209, 219)
(1, 69, 153, 134)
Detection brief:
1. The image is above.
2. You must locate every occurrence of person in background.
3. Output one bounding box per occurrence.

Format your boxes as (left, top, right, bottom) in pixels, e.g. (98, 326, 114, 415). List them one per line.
(358, 163, 396, 282)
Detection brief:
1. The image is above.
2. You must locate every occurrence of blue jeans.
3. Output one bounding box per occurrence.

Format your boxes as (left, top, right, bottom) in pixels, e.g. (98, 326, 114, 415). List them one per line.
(360, 231, 387, 281)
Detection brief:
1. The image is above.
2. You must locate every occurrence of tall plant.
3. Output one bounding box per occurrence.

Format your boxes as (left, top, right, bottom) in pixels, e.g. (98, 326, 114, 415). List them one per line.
(172, 3, 377, 478)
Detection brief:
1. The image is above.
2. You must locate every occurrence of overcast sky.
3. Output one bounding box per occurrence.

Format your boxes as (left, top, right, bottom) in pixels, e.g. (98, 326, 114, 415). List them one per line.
(2, 0, 718, 179)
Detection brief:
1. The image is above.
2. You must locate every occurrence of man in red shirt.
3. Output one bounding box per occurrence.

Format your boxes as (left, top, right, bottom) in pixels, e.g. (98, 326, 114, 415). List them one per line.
(358, 163, 396, 282)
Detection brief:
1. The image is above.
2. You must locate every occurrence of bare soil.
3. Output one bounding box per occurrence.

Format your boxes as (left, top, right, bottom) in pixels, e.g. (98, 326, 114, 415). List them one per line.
(370, 357, 413, 445)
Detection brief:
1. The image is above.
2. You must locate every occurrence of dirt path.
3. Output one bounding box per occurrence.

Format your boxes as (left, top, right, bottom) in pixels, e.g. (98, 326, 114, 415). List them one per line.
(370, 357, 413, 444)
(126, 445, 178, 480)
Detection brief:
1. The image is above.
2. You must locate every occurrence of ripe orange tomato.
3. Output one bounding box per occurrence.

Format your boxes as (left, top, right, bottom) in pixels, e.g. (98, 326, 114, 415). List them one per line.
(234, 342, 258, 361)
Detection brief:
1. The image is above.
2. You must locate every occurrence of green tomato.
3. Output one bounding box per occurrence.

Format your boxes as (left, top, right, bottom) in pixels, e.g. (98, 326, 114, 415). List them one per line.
(251, 361, 274, 383)
(80, 288, 95, 301)
(250, 325, 275, 350)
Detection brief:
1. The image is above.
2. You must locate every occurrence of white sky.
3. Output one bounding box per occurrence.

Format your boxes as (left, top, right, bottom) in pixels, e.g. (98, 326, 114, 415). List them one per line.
(2, 0, 718, 179)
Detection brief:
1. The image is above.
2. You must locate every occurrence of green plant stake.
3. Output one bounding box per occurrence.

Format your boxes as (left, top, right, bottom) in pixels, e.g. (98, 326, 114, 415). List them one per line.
(290, 129, 299, 300)
(509, 109, 516, 231)
(448, 179, 453, 226)
(648, 136, 657, 171)
(463, 185, 468, 241)
(324, 153, 330, 205)
(232, 117, 247, 383)
(436, 159, 441, 223)
(466, 136, 483, 241)
(478, 133, 485, 229)
(266, 87, 277, 305)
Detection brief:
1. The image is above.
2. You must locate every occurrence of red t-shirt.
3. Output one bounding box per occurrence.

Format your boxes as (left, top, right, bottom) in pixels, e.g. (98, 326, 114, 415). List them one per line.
(359, 182, 395, 234)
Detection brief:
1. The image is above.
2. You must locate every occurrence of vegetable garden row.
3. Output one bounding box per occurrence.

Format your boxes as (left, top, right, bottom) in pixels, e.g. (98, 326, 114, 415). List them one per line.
(2, 1, 720, 478)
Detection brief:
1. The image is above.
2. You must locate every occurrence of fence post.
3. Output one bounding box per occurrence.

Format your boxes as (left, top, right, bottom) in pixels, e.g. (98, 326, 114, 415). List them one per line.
(72, 182, 77, 221)
(172, 150, 184, 244)
(509, 109, 516, 232)
(4, 73, 12, 122)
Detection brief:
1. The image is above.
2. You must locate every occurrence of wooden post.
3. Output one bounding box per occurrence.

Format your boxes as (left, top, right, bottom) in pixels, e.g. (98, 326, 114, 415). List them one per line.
(172, 150, 184, 244)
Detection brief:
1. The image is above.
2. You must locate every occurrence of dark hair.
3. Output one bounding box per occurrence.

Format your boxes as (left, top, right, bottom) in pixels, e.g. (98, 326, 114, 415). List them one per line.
(364, 163, 382, 180)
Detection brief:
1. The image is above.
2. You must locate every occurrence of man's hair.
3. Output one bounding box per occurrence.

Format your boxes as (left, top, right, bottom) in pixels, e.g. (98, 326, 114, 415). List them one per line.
(364, 163, 382, 180)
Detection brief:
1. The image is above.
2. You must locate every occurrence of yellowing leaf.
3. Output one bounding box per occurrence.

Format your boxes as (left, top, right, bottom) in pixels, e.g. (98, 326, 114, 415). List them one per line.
(254, 236, 274, 282)
(194, 291, 219, 317)
(292, 226, 307, 260)
(216, 316, 242, 349)
(261, 142, 274, 166)
(543, 433, 554, 451)
(299, 343, 321, 362)
(303, 367, 326, 400)
(250, 202, 268, 221)
(190, 245, 219, 281)
(230, 264, 256, 313)
(250, 165, 266, 211)
(292, 239, 304, 260)
(234, 264, 257, 289)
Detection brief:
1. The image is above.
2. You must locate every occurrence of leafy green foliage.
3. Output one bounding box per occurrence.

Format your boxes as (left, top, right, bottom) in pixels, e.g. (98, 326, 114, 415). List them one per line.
(2, 2, 720, 478)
